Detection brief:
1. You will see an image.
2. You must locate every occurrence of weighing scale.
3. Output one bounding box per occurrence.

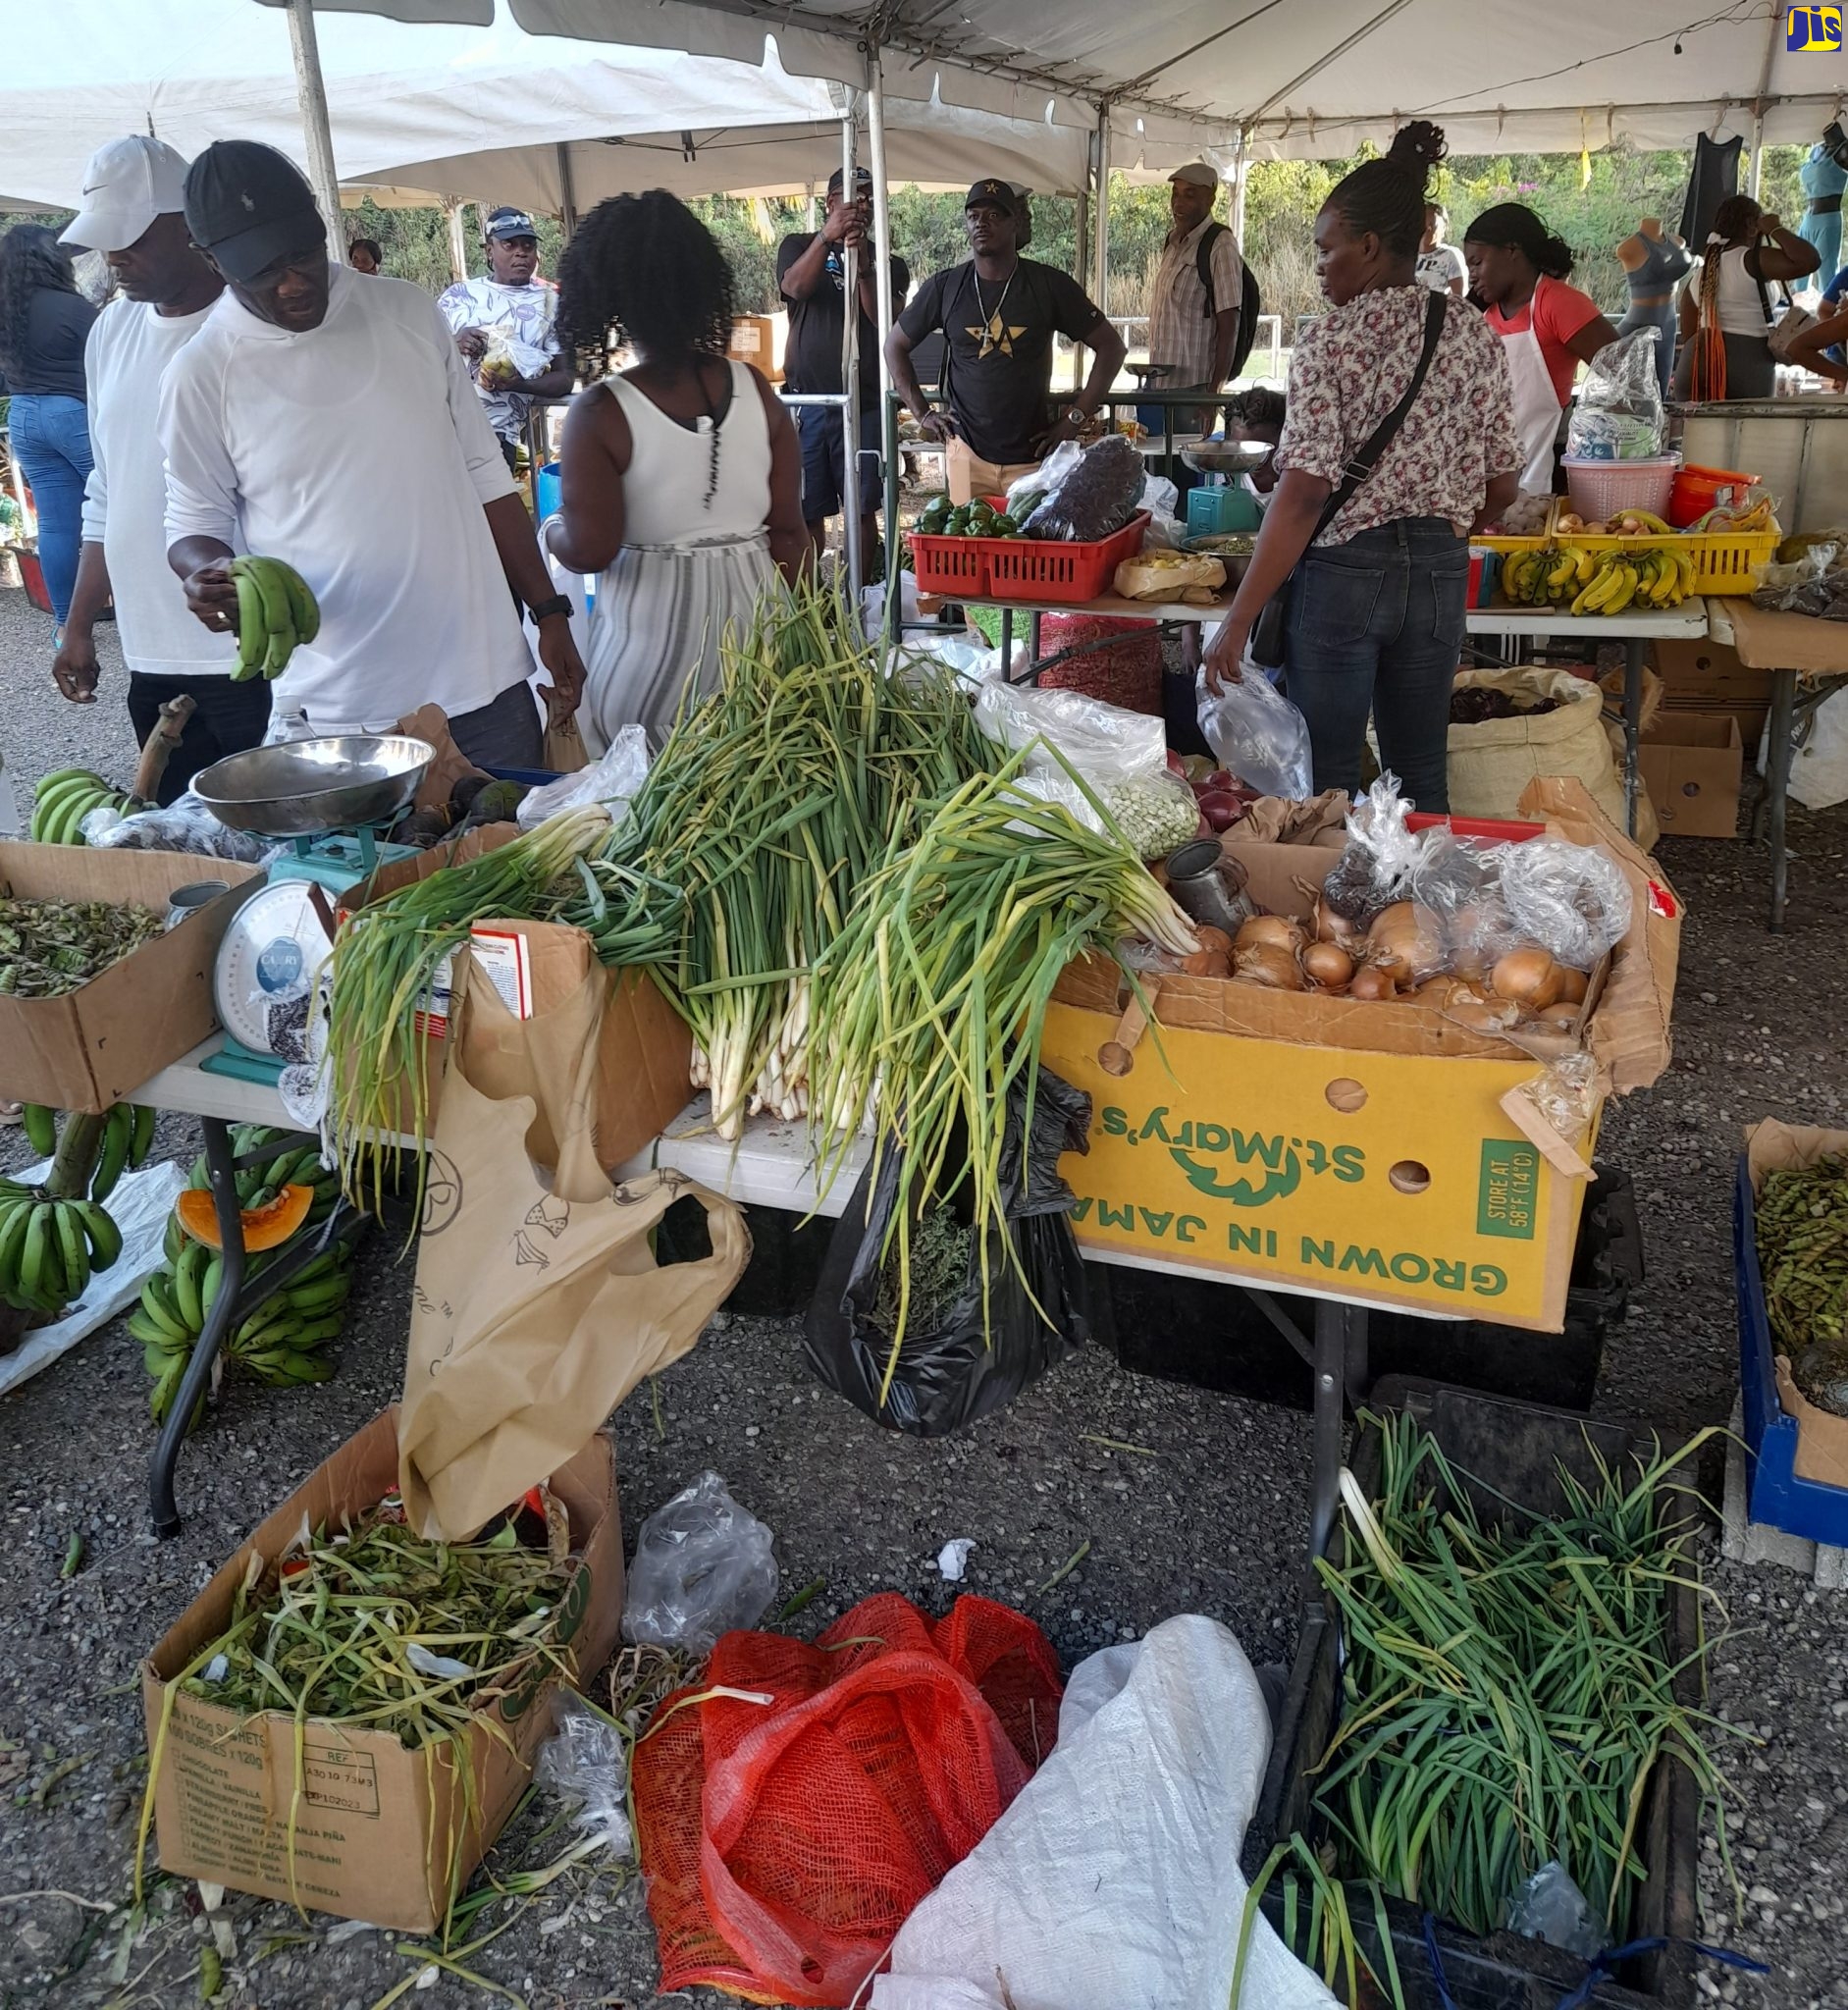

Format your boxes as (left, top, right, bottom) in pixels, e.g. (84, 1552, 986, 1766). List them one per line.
(187, 737, 432, 1086)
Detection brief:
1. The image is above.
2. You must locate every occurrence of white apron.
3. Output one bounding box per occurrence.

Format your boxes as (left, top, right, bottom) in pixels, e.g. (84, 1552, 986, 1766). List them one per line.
(1500, 276, 1565, 495)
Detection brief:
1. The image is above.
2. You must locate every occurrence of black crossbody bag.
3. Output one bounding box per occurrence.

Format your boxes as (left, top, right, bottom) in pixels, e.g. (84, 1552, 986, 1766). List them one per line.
(1250, 289, 1448, 669)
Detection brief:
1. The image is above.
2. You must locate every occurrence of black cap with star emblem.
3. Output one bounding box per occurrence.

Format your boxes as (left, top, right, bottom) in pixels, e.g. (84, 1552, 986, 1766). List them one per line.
(183, 140, 325, 284)
(964, 179, 1018, 214)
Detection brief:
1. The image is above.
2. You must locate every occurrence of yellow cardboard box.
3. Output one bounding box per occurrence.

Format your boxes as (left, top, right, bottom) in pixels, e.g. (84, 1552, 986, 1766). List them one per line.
(1040, 780, 1680, 1332)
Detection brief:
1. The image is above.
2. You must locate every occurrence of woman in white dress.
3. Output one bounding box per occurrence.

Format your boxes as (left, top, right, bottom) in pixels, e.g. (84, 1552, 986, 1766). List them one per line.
(547, 192, 809, 750)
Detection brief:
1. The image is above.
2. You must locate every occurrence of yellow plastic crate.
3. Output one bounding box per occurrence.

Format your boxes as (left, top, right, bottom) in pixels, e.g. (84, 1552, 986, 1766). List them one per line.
(1546, 500, 1778, 597)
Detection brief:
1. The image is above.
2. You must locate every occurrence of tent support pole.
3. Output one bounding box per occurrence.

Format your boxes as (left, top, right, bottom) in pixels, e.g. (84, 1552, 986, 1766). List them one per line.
(1092, 102, 1111, 390)
(556, 145, 579, 235)
(446, 199, 469, 283)
(1748, 2, 1781, 200)
(839, 100, 864, 597)
(1230, 125, 1249, 243)
(868, 52, 901, 620)
(285, 0, 345, 263)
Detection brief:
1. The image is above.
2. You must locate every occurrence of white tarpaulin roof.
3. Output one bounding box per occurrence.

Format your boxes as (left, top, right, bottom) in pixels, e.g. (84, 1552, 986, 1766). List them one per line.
(0, 0, 1088, 214)
(284, 0, 1848, 161)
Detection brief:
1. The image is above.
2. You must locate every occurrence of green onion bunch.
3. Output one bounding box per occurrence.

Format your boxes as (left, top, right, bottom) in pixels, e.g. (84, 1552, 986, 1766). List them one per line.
(1310, 1413, 1740, 1945)
(807, 756, 1197, 1390)
(596, 578, 992, 1137)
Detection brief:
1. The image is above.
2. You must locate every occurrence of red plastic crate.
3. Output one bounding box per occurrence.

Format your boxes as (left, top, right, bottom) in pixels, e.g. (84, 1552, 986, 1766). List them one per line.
(1406, 811, 1546, 844)
(907, 511, 1149, 606)
(985, 511, 1149, 604)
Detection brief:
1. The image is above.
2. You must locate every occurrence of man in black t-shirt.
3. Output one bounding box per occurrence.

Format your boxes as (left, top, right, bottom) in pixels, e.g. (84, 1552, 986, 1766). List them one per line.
(776, 166, 909, 581)
(887, 180, 1125, 490)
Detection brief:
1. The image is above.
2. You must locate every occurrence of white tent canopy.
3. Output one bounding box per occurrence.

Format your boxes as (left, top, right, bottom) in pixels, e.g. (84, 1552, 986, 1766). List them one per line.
(289, 0, 1848, 162)
(0, 0, 1088, 216)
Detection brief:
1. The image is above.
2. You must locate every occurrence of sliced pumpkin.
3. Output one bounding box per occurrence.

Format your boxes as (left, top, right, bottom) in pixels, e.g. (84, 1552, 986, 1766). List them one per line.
(176, 1184, 314, 1252)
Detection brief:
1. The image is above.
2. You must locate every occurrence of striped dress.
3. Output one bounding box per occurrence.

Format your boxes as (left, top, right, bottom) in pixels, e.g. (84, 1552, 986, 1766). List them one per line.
(580, 359, 776, 752)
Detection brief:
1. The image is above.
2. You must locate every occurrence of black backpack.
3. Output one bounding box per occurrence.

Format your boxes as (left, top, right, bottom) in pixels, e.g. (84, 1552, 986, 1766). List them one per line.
(1196, 221, 1262, 379)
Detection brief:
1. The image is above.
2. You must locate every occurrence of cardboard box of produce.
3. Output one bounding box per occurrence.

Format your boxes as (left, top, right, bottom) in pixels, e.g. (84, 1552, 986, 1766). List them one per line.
(140, 1411, 623, 1932)
(349, 827, 691, 1170)
(1650, 638, 1770, 744)
(1040, 780, 1678, 1331)
(1639, 714, 1743, 838)
(0, 844, 262, 1113)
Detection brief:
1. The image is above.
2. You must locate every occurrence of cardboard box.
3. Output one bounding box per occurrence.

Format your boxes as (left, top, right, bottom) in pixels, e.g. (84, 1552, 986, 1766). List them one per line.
(141, 1412, 623, 1931)
(349, 828, 691, 1170)
(1039, 780, 1679, 1332)
(727, 312, 785, 384)
(1638, 714, 1743, 838)
(0, 845, 262, 1112)
(1650, 638, 1770, 745)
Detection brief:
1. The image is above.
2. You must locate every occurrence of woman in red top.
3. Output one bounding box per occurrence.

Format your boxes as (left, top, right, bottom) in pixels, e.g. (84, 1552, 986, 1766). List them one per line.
(1202, 124, 1519, 810)
(1463, 204, 1618, 495)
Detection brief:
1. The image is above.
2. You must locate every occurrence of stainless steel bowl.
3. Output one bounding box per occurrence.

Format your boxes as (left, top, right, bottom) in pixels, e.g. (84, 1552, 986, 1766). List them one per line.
(1180, 440, 1272, 476)
(192, 735, 434, 838)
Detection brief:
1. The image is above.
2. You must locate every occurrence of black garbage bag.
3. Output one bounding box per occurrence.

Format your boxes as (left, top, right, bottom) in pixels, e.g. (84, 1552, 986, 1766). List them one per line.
(804, 1069, 1094, 1436)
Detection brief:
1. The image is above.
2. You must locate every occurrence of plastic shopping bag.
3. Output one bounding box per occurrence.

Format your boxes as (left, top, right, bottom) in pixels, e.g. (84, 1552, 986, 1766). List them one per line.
(1196, 666, 1313, 800)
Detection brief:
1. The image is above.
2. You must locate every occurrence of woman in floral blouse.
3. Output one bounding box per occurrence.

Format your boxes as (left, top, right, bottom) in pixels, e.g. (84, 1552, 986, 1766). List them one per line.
(1203, 122, 1518, 811)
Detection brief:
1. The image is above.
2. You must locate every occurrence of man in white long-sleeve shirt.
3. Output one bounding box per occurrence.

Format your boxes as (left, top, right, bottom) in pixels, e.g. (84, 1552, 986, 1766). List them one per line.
(161, 142, 583, 766)
(51, 136, 264, 802)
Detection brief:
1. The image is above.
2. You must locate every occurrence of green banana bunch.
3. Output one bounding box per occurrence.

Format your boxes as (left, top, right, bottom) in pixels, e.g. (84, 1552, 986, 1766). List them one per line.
(229, 555, 319, 682)
(0, 1177, 123, 1314)
(28, 767, 132, 846)
(25, 1100, 153, 1203)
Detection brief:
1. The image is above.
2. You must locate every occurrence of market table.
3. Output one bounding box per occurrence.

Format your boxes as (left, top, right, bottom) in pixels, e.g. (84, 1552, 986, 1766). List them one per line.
(128, 1037, 1382, 1567)
(1704, 599, 1848, 930)
(1461, 599, 1713, 841)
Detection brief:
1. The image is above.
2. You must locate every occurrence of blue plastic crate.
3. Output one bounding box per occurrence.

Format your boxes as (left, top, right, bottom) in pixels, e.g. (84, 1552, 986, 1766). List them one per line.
(1734, 1153, 1848, 1546)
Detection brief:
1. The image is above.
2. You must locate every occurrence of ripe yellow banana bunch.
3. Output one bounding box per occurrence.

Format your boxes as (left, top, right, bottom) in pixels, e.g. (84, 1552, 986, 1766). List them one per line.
(1568, 543, 1697, 615)
(230, 555, 319, 682)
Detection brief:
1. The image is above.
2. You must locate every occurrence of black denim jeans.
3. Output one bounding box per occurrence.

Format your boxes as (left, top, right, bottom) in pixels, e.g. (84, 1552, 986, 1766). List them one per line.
(1284, 515, 1467, 812)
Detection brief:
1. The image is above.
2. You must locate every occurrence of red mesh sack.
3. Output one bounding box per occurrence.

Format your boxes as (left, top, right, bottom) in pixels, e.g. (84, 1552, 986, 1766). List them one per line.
(1034, 613, 1162, 714)
(632, 1592, 1063, 2006)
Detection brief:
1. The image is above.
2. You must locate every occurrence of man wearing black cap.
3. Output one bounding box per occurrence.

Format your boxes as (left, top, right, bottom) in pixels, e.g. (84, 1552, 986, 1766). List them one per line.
(438, 207, 573, 470)
(159, 142, 583, 767)
(887, 181, 1124, 502)
(776, 168, 909, 581)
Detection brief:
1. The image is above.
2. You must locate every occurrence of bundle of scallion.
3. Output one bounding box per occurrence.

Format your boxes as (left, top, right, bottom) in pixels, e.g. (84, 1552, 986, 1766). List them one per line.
(807, 757, 1196, 1390)
(1307, 1414, 1738, 1945)
(326, 804, 630, 1205)
(594, 579, 992, 1137)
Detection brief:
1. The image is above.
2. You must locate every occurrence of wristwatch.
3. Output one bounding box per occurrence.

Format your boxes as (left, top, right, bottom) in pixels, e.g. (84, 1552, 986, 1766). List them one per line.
(528, 593, 574, 623)
(1064, 405, 1089, 427)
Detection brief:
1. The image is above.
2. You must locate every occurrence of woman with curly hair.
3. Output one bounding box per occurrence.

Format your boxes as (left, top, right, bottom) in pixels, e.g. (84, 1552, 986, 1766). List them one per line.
(1203, 124, 1518, 811)
(0, 225, 97, 628)
(546, 190, 808, 751)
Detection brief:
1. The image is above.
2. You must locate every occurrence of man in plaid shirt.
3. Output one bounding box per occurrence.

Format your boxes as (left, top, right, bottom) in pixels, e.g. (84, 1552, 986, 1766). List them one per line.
(1144, 163, 1246, 437)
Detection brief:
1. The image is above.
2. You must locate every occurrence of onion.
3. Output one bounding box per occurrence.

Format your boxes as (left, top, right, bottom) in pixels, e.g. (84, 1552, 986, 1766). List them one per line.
(1198, 791, 1244, 832)
(1556, 966, 1589, 1004)
(1300, 941, 1354, 990)
(1366, 901, 1446, 984)
(1192, 926, 1234, 956)
(1490, 946, 1564, 1010)
(1308, 893, 1363, 953)
(1236, 914, 1304, 956)
(1447, 995, 1523, 1034)
(1182, 948, 1232, 978)
(1233, 944, 1304, 990)
(1533, 1000, 1582, 1031)
(1348, 965, 1398, 1002)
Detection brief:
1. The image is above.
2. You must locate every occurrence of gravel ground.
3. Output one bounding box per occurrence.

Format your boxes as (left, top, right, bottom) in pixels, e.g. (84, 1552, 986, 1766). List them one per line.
(0, 583, 1845, 2008)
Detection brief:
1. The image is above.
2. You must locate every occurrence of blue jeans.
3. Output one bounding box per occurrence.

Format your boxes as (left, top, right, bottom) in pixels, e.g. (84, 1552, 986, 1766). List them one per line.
(1283, 516, 1466, 813)
(9, 394, 93, 624)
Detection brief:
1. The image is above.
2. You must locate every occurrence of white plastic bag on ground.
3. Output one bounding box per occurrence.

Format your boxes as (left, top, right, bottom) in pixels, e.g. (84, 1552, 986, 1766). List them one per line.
(620, 1470, 778, 1655)
(871, 1613, 1339, 2010)
(1762, 684, 1848, 812)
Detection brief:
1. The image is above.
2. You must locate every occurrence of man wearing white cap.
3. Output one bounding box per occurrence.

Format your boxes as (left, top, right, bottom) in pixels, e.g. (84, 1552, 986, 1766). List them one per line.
(1144, 163, 1249, 439)
(51, 136, 261, 802)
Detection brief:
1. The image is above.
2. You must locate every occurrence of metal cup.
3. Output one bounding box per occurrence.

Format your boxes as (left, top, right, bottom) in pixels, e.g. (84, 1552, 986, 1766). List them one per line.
(165, 879, 230, 931)
(1163, 838, 1255, 935)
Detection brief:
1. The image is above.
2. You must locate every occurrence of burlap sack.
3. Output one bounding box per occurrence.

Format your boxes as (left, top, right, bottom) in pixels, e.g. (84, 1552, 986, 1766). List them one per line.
(1449, 667, 1658, 848)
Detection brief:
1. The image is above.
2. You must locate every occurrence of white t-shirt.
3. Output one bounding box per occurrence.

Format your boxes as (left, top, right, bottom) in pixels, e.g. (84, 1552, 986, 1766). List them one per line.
(161, 267, 532, 731)
(436, 275, 559, 444)
(79, 297, 237, 678)
(1416, 244, 1468, 294)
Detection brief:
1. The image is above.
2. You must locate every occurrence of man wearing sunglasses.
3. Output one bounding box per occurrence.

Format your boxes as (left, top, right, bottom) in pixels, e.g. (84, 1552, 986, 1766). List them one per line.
(159, 142, 582, 767)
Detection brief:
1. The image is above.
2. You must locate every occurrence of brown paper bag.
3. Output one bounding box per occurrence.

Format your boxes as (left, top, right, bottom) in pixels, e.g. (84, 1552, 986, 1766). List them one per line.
(395, 704, 492, 813)
(398, 959, 750, 1538)
(543, 708, 590, 775)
